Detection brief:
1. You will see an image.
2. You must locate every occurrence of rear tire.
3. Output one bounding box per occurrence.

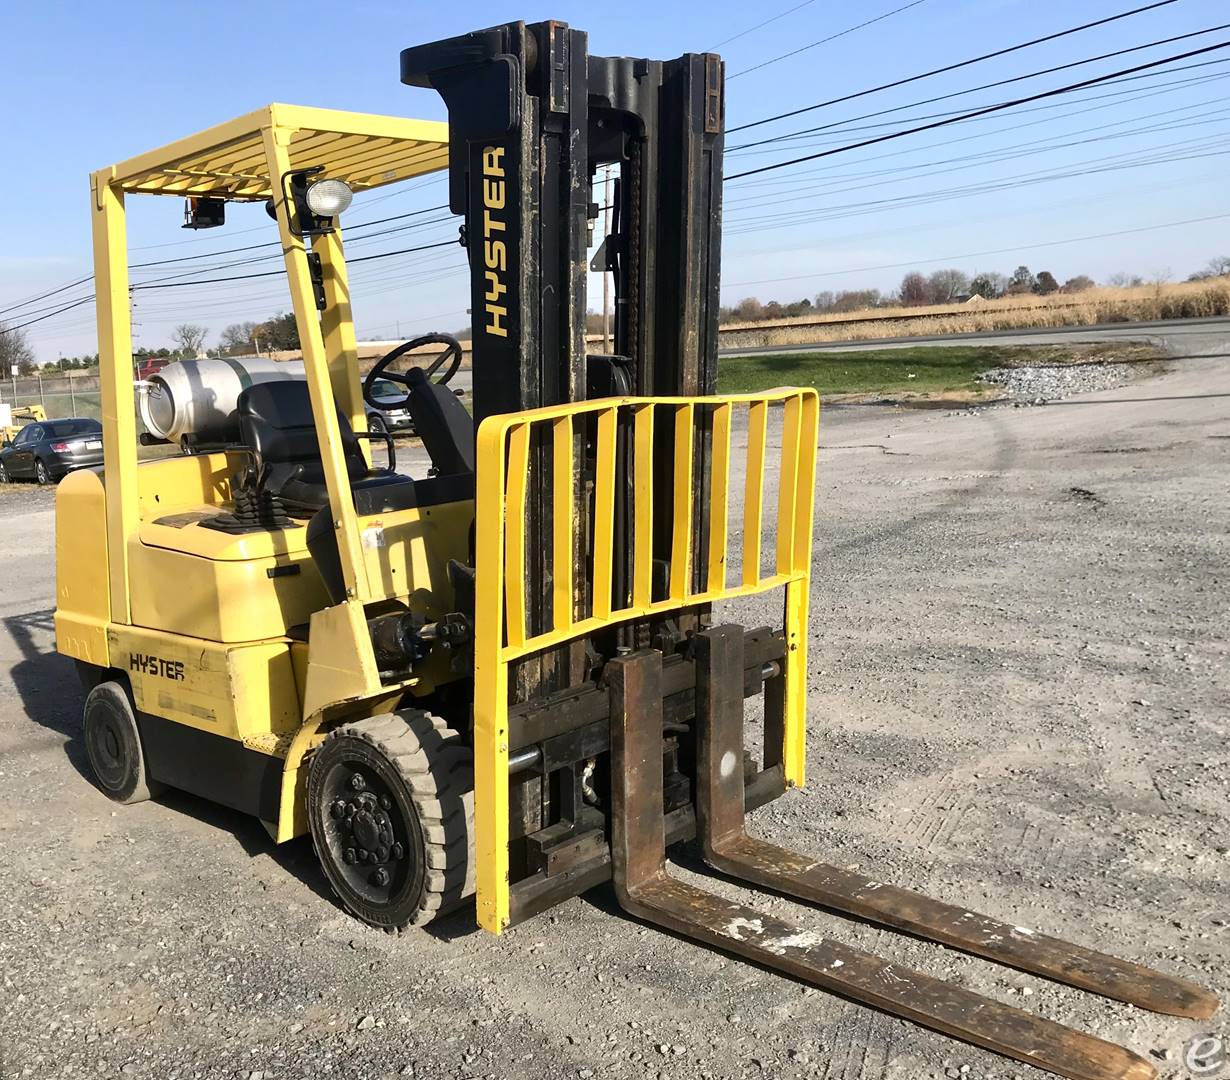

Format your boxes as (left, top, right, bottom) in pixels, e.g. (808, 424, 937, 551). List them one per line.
(83, 681, 165, 804)
(35, 459, 50, 485)
(0, 460, 8, 483)
(308, 710, 474, 931)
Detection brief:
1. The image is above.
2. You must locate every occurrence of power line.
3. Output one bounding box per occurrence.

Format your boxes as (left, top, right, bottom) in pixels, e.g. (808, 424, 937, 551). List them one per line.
(724, 135, 1230, 233)
(129, 205, 451, 269)
(0, 275, 94, 319)
(726, 64, 1230, 168)
(729, 0, 929, 80)
(722, 213, 1230, 288)
(127, 216, 456, 288)
(707, 0, 820, 50)
(0, 204, 457, 319)
(728, 24, 1230, 153)
(0, 240, 463, 335)
(725, 40, 1230, 180)
(131, 239, 460, 290)
(728, 0, 1180, 133)
(723, 96, 1230, 208)
(0, 295, 98, 334)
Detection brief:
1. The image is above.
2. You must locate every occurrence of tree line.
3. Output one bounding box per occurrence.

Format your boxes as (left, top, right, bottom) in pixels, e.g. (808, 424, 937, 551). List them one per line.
(720, 255, 1230, 323)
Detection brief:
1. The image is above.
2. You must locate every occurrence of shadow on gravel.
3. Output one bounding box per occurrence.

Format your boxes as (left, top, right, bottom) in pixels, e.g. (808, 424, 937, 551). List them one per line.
(153, 784, 339, 904)
(3, 607, 91, 777)
(3, 606, 490, 938)
(3, 608, 344, 903)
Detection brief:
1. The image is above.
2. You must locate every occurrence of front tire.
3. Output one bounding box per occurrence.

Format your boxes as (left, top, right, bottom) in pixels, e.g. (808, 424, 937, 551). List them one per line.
(83, 681, 165, 804)
(308, 711, 474, 931)
(367, 413, 388, 437)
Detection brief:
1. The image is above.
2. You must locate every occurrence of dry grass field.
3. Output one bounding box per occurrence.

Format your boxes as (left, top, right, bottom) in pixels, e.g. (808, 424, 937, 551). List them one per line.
(717, 275, 1230, 348)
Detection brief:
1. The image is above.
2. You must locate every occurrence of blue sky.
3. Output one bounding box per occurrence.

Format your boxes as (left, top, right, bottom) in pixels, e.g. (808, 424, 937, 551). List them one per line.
(1, 0, 1226, 360)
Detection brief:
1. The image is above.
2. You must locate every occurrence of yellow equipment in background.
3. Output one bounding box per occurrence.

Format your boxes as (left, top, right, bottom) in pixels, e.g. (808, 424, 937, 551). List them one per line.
(1, 403, 47, 444)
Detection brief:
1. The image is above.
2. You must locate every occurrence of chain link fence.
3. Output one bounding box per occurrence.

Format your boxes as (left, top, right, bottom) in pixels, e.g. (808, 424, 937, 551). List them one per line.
(0, 372, 102, 421)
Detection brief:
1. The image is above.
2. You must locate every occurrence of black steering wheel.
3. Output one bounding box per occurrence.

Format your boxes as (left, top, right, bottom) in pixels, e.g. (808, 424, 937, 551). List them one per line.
(363, 332, 463, 411)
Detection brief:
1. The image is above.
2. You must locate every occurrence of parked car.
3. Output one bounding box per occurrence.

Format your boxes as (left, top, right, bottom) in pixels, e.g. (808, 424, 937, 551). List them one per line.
(0, 417, 104, 484)
(365, 377, 415, 435)
(136, 358, 170, 380)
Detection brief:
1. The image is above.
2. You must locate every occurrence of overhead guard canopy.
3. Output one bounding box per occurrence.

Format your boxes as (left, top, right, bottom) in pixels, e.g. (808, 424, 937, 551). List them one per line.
(99, 103, 449, 201)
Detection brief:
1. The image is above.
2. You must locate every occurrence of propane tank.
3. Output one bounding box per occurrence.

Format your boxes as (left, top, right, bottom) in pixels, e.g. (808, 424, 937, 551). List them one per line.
(139, 357, 305, 443)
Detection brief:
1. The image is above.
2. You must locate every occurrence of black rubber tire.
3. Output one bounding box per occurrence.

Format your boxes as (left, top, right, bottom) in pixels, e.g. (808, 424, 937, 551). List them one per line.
(35, 459, 50, 485)
(83, 681, 165, 804)
(0, 460, 8, 484)
(367, 413, 388, 437)
(307, 711, 474, 931)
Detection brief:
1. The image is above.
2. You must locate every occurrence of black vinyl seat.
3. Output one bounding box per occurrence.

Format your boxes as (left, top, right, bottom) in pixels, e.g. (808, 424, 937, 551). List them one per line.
(225, 379, 476, 602)
(234, 381, 418, 516)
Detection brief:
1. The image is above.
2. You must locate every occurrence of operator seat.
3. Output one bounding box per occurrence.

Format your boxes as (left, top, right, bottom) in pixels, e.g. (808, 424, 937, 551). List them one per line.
(233, 381, 416, 517)
(237, 372, 474, 606)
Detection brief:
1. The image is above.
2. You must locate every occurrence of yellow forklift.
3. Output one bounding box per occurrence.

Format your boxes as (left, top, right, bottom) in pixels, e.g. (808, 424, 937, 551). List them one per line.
(56, 20, 1215, 1080)
(1, 403, 47, 445)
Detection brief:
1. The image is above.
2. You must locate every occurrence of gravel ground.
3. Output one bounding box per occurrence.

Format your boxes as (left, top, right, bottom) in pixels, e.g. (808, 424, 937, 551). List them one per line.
(977, 362, 1140, 403)
(1, 344, 1227, 1080)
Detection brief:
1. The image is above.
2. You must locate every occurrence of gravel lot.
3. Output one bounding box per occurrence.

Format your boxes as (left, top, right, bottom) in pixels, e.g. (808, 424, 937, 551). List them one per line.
(1, 343, 1227, 1080)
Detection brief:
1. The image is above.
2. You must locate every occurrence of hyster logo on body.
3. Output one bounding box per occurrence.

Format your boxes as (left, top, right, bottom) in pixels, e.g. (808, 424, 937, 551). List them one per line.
(481, 145, 508, 339)
(129, 653, 185, 681)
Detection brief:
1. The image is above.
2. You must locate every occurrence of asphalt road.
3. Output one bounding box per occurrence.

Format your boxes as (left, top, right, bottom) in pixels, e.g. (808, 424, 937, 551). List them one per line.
(720, 315, 1230, 357)
(440, 318, 1230, 395)
(1, 330, 1227, 1080)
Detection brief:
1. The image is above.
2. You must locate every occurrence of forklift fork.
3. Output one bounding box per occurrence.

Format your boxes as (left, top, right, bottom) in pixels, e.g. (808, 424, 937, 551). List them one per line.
(608, 631, 1218, 1080)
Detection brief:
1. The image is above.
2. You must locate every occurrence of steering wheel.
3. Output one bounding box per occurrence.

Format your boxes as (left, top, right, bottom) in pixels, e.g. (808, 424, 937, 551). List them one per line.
(363, 332, 463, 411)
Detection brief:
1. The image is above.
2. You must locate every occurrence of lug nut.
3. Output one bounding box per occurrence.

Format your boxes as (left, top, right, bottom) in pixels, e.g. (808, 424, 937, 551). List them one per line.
(379, 794, 393, 810)
(356, 848, 369, 862)
(349, 772, 366, 792)
(376, 846, 389, 862)
(343, 848, 357, 865)
(391, 843, 404, 860)
(330, 800, 346, 819)
(371, 868, 390, 887)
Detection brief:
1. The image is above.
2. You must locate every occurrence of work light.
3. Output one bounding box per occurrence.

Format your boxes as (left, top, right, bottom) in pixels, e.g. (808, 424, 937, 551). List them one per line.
(270, 167, 354, 237)
(305, 178, 353, 218)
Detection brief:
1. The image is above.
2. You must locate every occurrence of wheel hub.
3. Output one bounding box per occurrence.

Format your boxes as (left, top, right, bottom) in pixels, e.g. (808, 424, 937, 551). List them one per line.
(322, 766, 410, 899)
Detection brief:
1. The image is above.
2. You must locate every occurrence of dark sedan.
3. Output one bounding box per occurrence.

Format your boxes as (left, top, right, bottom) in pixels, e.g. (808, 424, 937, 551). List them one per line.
(0, 417, 104, 484)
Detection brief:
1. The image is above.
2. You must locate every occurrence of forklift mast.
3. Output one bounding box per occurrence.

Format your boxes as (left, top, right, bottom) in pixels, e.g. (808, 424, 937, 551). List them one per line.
(403, 21, 725, 697)
(401, 19, 724, 418)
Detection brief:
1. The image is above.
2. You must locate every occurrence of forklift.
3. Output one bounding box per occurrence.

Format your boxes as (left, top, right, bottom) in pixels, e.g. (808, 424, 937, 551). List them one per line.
(56, 20, 1215, 1080)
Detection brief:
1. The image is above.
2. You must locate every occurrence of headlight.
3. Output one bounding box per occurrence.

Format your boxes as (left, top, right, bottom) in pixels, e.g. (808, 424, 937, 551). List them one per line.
(305, 178, 353, 218)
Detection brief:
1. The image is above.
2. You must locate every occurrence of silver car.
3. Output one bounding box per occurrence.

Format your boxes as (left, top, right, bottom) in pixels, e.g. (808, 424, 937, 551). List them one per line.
(365, 377, 415, 435)
(0, 417, 104, 485)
